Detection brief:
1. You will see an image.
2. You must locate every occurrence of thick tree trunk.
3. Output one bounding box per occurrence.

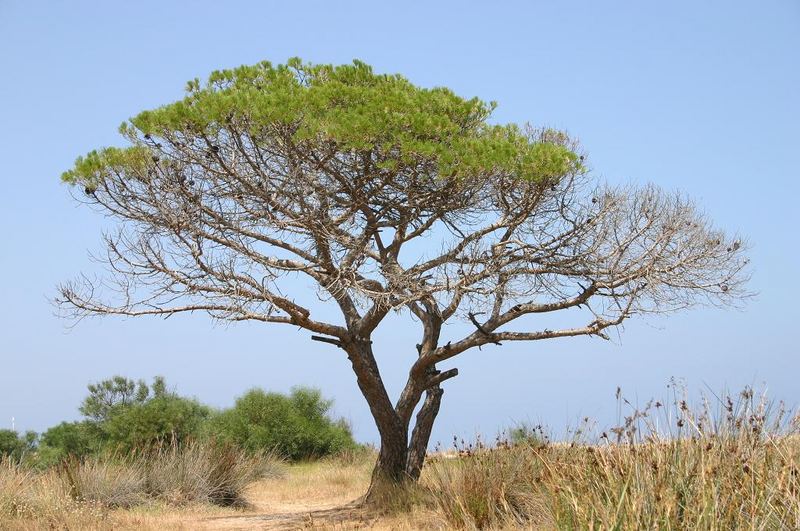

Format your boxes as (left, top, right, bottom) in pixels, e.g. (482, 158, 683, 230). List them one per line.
(345, 336, 452, 503)
(344, 340, 411, 501)
(364, 383, 446, 503)
(364, 426, 410, 501)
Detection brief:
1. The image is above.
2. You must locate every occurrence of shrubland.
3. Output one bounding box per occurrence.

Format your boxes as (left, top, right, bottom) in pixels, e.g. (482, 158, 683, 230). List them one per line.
(4, 376, 357, 469)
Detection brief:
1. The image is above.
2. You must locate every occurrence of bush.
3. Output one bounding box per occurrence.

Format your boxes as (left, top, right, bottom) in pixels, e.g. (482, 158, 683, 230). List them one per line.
(141, 441, 282, 506)
(507, 422, 550, 447)
(35, 421, 103, 467)
(60, 457, 147, 508)
(1, 441, 283, 526)
(102, 395, 210, 451)
(0, 430, 37, 463)
(209, 387, 356, 460)
(61, 440, 280, 508)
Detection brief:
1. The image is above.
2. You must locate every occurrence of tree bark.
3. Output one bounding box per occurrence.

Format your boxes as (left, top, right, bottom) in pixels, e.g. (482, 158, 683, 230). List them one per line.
(363, 382, 449, 502)
(406, 386, 444, 480)
(345, 336, 453, 502)
(365, 426, 410, 501)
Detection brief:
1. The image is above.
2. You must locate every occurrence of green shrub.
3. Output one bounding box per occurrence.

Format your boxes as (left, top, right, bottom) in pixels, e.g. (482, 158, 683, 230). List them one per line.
(0, 430, 37, 462)
(209, 387, 355, 460)
(47, 376, 211, 454)
(39, 421, 102, 457)
(102, 395, 210, 451)
(507, 422, 551, 447)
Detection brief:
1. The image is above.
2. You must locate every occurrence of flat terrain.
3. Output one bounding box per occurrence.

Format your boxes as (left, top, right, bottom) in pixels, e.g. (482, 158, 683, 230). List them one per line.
(103, 459, 438, 531)
(6, 430, 799, 529)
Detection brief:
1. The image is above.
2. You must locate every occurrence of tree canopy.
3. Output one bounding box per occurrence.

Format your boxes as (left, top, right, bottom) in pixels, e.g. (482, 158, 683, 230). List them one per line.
(64, 58, 580, 191)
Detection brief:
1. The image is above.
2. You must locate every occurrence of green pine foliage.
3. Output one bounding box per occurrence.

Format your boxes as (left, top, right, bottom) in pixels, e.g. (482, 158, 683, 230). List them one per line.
(62, 58, 582, 190)
(102, 394, 211, 452)
(74, 375, 211, 451)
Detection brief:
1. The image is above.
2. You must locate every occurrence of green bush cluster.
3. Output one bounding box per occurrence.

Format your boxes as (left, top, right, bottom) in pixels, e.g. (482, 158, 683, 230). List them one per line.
(208, 387, 355, 460)
(13, 376, 355, 468)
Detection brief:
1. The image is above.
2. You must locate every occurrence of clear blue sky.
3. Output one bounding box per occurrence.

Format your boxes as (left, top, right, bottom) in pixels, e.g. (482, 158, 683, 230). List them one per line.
(0, 1, 797, 445)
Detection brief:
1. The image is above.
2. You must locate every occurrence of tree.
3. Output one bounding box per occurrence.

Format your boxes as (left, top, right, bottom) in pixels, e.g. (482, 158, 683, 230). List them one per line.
(78, 376, 208, 450)
(58, 59, 749, 495)
(80, 375, 153, 422)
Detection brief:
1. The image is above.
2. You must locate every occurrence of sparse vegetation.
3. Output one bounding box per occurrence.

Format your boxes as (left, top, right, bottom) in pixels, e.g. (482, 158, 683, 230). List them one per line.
(6, 385, 797, 529)
(425, 386, 800, 529)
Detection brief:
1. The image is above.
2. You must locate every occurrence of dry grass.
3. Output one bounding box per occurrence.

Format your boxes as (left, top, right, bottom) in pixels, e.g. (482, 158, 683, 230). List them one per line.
(0, 457, 110, 530)
(424, 387, 800, 529)
(0, 441, 283, 529)
(4, 387, 799, 530)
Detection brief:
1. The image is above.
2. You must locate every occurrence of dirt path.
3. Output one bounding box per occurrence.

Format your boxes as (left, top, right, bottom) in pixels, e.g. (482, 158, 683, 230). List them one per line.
(200, 501, 377, 530)
(192, 461, 418, 530)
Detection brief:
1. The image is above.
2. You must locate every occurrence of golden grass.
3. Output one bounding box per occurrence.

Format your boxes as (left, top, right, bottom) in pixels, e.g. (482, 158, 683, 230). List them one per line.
(0, 441, 284, 530)
(4, 387, 798, 529)
(425, 437, 800, 529)
(6, 440, 798, 529)
(424, 387, 800, 529)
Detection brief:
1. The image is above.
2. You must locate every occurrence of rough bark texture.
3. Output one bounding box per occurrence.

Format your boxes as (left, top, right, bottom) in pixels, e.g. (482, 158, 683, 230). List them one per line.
(406, 386, 444, 480)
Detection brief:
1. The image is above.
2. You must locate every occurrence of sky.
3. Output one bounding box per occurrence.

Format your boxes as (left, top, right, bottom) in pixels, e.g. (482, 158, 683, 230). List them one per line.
(0, 0, 798, 446)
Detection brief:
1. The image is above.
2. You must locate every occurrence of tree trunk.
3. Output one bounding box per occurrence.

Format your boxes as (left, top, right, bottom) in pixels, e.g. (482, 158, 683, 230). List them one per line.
(345, 338, 451, 503)
(406, 386, 444, 480)
(363, 383, 446, 503)
(364, 426, 410, 502)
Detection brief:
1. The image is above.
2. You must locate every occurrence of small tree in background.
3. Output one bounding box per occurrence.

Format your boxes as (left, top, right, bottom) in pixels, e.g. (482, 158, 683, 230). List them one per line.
(80, 376, 209, 451)
(58, 59, 750, 496)
(79, 375, 154, 422)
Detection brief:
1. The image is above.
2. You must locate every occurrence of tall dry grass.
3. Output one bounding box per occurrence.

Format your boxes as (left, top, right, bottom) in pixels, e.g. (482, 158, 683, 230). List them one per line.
(0, 457, 109, 529)
(0, 441, 283, 528)
(425, 386, 800, 529)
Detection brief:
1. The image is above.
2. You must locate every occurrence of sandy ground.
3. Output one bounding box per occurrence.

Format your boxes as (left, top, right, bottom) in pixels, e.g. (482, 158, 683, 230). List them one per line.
(199, 463, 379, 530)
(108, 461, 440, 531)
